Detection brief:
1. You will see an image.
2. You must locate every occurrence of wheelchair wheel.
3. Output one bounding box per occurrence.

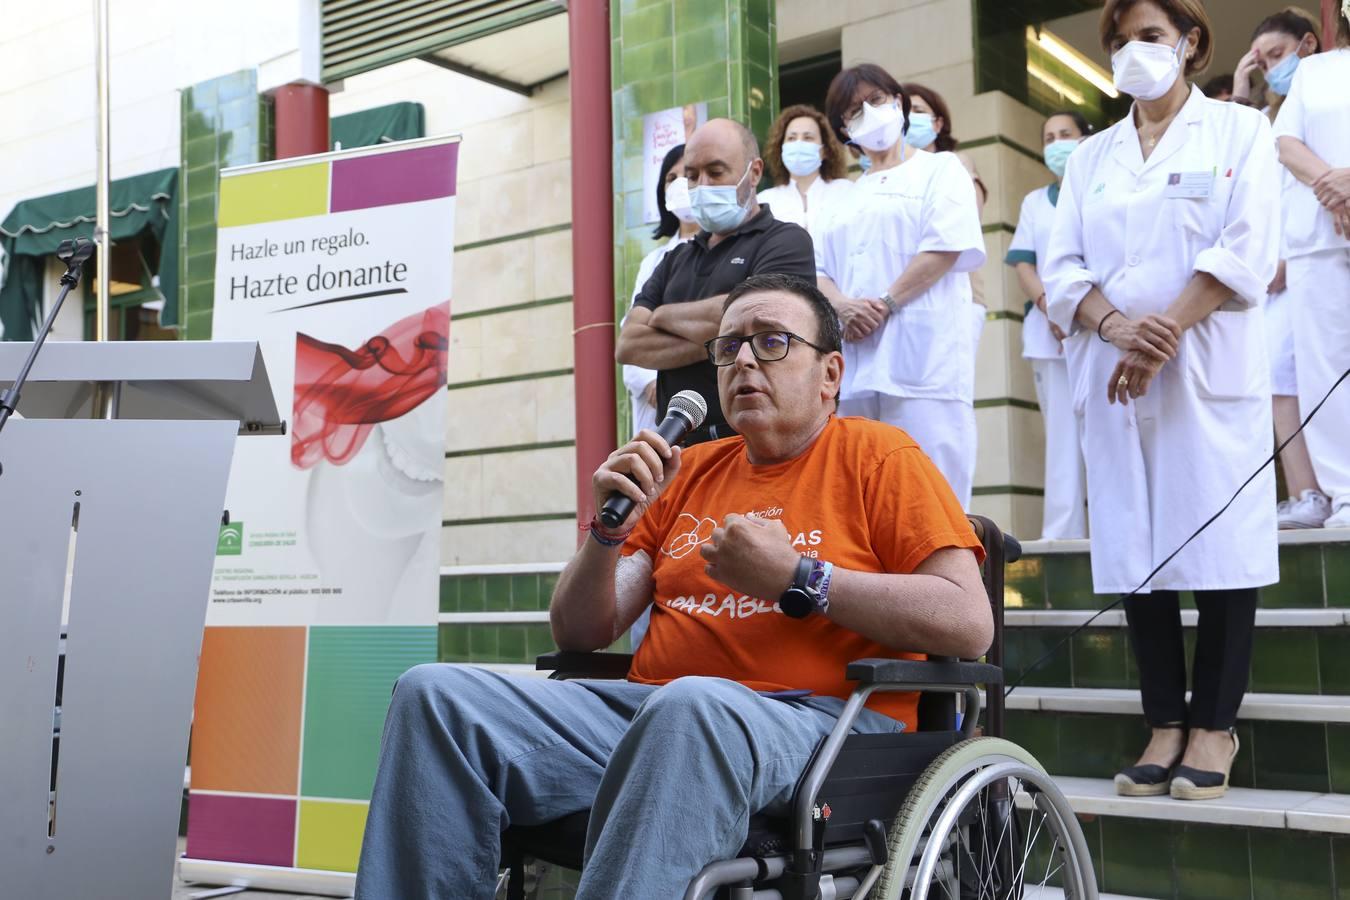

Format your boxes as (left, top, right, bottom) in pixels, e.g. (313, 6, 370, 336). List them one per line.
(872, 738, 1097, 900)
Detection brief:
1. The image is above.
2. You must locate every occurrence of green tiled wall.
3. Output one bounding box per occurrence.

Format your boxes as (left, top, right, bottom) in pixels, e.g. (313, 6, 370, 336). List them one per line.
(972, 0, 1129, 128)
(1007, 542, 1348, 611)
(610, 0, 777, 439)
(178, 70, 272, 340)
(437, 572, 631, 665)
(1004, 625, 1350, 695)
(1080, 816, 1350, 899)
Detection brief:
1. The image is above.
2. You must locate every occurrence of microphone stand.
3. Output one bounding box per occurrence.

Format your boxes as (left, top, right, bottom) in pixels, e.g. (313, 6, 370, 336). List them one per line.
(0, 238, 95, 472)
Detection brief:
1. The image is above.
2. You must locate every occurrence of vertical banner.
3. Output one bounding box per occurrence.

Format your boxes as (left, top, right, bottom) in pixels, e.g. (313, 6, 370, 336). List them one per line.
(183, 136, 459, 891)
(641, 103, 707, 223)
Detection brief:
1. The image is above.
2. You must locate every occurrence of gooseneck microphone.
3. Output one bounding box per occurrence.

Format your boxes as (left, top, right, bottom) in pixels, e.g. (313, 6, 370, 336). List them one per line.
(599, 390, 707, 529)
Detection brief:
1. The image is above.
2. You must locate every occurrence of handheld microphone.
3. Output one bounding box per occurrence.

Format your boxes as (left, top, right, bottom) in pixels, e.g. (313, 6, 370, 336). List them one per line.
(599, 390, 708, 529)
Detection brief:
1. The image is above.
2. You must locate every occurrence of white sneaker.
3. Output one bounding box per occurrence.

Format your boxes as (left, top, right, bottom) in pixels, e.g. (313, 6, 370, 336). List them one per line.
(1279, 489, 1332, 529)
(1326, 500, 1350, 530)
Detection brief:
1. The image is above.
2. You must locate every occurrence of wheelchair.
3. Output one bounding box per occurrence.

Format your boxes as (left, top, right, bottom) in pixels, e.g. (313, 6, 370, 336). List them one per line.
(498, 516, 1098, 900)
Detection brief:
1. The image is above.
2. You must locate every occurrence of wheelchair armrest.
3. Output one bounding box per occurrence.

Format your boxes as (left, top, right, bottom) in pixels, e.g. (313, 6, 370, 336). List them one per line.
(846, 657, 1003, 686)
(535, 651, 634, 679)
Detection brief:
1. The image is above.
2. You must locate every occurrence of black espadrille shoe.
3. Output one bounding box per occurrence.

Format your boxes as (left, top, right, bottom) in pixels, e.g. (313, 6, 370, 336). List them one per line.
(1171, 730, 1239, 801)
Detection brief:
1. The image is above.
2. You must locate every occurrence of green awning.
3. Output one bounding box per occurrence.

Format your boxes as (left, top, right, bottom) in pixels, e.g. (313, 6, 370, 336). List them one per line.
(331, 102, 426, 150)
(0, 166, 180, 340)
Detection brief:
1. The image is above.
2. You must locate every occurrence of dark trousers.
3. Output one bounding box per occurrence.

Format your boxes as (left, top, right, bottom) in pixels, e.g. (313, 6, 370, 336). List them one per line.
(1123, 588, 1259, 731)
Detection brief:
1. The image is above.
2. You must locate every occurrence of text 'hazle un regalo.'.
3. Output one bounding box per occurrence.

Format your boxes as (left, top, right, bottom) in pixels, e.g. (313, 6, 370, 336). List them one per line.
(226, 260, 409, 301)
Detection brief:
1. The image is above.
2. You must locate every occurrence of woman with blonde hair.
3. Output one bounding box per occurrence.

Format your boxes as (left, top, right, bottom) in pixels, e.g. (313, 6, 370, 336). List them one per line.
(757, 103, 854, 240)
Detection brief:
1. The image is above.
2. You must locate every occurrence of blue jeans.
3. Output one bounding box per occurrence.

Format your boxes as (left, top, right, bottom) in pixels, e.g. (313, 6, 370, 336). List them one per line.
(354, 665, 903, 899)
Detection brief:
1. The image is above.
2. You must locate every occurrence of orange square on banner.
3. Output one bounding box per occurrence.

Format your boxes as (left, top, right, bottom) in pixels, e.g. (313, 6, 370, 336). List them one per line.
(192, 626, 307, 795)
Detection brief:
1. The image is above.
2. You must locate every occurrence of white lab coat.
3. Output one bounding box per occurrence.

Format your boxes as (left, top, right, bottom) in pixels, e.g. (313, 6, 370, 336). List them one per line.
(758, 177, 855, 242)
(1043, 85, 1281, 593)
(815, 150, 985, 403)
(1007, 183, 1088, 539)
(1273, 48, 1350, 503)
(622, 235, 689, 435)
(1009, 185, 1065, 361)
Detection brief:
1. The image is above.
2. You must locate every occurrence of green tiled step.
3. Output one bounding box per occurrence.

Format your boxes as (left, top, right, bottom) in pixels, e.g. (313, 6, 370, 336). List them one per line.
(1008, 532, 1350, 611)
(1001, 700, 1350, 793)
(1002, 623, 1350, 694)
(1030, 776, 1350, 899)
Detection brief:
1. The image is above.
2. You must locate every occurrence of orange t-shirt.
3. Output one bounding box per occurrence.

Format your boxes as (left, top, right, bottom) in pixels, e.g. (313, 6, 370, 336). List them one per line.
(622, 416, 985, 730)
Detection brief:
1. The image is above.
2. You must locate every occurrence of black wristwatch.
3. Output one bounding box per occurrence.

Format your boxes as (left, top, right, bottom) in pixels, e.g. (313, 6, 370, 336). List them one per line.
(780, 556, 830, 619)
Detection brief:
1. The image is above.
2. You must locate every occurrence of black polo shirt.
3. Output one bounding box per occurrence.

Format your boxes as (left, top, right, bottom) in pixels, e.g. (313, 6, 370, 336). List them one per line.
(631, 205, 816, 430)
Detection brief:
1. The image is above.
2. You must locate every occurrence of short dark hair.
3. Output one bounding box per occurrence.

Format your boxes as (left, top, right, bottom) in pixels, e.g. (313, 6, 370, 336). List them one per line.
(900, 82, 957, 152)
(1252, 10, 1320, 49)
(1201, 74, 1234, 98)
(722, 273, 842, 356)
(652, 143, 685, 240)
(824, 64, 911, 147)
(1044, 109, 1092, 137)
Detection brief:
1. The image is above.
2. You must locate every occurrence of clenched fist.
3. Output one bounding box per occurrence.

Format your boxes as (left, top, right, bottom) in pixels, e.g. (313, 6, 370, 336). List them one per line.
(699, 514, 803, 601)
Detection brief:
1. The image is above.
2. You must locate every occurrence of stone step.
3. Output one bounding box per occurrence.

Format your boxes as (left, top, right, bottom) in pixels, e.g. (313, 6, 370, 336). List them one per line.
(994, 696, 1350, 795)
(1001, 687, 1350, 722)
(1020, 775, 1350, 898)
(1004, 608, 1348, 628)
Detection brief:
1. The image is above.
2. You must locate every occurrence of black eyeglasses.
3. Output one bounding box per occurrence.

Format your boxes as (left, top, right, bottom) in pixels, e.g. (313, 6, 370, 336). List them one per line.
(705, 331, 829, 367)
(842, 90, 892, 127)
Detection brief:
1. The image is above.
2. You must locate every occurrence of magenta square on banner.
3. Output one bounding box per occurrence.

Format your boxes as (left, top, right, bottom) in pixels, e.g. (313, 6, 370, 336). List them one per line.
(185, 793, 296, 867)
(330, 143, 458, 213)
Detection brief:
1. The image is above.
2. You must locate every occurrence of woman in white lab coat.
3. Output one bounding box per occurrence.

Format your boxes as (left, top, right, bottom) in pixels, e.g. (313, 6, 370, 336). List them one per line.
(1044, 0, 1280, 801)
(901, 82, 991, 360)
(623, 143, 699, 438)
(1006, 110, 1092, 540)
(1233, 9, 1331, 529)
(1273, 7, 1350, 528)
(816, 63, 986, 507)
(757, 104, 854, 241)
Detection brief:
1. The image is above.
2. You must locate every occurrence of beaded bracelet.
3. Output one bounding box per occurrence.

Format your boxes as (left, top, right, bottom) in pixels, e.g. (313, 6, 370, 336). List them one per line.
(582, 516, 632, 547)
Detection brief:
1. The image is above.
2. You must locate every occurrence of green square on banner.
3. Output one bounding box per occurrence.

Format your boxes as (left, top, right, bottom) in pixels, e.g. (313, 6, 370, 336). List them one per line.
(217, 521, 243, 556)
(301, 626, 437, 800)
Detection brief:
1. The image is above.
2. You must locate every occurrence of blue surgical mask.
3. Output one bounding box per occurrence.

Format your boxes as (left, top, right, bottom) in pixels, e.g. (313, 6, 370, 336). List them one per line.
(1264, 52, 1300, 96)
(781, 140, 823, 178)
(689, 162, 753, 233)
(1043, 139, 1080, 178)
(903, 112, 938, 150)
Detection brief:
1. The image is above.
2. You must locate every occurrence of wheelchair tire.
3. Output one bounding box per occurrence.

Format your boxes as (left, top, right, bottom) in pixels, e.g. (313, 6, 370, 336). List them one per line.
(870, 737, 1098, 900)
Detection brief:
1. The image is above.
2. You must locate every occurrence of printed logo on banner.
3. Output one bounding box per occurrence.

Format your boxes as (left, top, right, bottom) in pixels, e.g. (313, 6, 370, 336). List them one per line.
(217, 521, 244, 556)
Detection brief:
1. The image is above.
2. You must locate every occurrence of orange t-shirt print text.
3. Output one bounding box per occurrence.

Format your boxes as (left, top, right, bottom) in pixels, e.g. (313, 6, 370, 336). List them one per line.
(622, 416, 984, 731)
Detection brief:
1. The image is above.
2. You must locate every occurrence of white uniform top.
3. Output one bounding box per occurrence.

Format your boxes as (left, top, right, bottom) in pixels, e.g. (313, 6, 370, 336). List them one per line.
(622, 234, 689, 433)
(1272, 48, 1350, 259)
(814, 150, 986, 402)
(1006, 184, 1063, 360)
(1043, 85, 1281, 593)
(757, 177, 855, 240)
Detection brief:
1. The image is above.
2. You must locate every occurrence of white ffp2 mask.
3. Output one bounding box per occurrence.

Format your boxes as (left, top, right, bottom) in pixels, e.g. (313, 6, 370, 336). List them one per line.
(1112, 36, 1187, 101)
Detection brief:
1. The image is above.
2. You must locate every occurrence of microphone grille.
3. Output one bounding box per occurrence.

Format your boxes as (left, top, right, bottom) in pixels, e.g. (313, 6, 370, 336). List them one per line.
(668, 391, 708, 429)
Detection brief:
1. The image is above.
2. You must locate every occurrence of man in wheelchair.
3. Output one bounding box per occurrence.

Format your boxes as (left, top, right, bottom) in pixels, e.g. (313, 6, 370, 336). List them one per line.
(355, 273, 999, 899)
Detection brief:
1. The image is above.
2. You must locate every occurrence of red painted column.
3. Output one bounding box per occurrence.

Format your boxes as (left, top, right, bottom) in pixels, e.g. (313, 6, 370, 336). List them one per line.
(568, 1, 617, 536)
(273, 83, 329, 159)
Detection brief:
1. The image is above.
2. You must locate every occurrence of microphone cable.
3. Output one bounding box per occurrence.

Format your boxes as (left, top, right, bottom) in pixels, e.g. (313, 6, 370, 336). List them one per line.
(1004, 363, 1350, 700)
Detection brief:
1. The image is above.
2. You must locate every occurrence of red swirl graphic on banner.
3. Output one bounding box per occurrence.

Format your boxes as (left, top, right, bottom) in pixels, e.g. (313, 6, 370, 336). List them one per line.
(291, 303, 450, 469)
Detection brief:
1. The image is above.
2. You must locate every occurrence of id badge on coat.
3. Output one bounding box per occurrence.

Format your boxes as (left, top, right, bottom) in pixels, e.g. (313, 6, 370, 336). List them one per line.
(1163, 170, 1215, 199)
